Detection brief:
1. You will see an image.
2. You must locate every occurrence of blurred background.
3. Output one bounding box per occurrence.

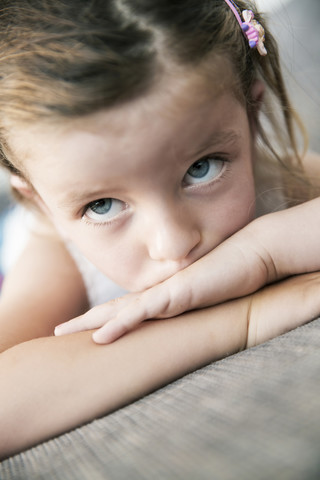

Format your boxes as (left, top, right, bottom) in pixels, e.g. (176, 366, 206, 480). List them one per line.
(259, 0, 320, 153)
(256, 0, 291, 10)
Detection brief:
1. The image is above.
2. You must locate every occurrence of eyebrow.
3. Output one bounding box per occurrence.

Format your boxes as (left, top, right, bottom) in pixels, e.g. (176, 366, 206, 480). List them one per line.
(192, 130, 241, 157)
(59, 130, 242, 213)
(58, 186, 112, 213)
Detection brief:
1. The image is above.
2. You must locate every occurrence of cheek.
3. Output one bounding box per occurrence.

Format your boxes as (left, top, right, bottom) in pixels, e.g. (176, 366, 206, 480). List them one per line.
(226, 177, 256, 230)
(65, 226, 146, 288)
(201, 173, 256, 243)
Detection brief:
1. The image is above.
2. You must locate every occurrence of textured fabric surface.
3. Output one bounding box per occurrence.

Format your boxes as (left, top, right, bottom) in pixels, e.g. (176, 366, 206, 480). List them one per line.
(1, 317, 320, 479)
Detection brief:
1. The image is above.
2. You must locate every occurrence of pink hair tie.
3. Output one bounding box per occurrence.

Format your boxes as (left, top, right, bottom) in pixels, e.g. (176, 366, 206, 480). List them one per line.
(223, 0, 267, 56)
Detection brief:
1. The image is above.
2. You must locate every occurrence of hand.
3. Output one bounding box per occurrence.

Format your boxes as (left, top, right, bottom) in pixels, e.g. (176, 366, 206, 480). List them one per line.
(54, 276, 192, 344)
(55, 197, 320, 344)
(54, 227, 272, 344)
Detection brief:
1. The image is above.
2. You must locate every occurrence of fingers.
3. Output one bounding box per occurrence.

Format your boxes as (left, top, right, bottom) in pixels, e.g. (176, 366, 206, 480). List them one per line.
(54, 278, 184, 343)
(92, 293, 167, 343)
(92, 312, 141, 344)
(54, 300, 123, 336)
(54, 311, 103, 336)
(54, 301, 148, 343)
(54, 291, 152, 339)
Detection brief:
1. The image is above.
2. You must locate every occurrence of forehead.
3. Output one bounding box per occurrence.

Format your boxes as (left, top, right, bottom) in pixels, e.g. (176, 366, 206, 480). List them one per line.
(7, 61, 240, 171)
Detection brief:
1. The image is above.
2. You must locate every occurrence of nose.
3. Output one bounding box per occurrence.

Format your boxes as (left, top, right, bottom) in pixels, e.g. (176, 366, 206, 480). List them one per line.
(144, 206, 201, 262)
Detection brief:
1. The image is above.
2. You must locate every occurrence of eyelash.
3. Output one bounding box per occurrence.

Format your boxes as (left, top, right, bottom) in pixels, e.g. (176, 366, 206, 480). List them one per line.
(81, 202, 128, 227)
(81, 154, 231, 227)
(183, 154, 230, 189)
(81, 217, 114, 229)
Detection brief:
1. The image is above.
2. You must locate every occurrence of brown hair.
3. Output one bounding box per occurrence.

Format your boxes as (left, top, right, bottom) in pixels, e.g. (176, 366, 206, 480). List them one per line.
(0, 0, 313, 203)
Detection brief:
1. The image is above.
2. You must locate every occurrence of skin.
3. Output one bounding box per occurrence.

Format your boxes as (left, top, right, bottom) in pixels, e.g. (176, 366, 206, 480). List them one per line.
(1, 272, 320, 458)
(8, 71, 258, 292)
(57, 195, 320, 344)
(0, 228, 88, 351)
(0, 70, 320, 457)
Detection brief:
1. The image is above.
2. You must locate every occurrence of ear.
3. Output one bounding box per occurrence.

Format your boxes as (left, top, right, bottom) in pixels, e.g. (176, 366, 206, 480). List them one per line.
(251, 79, 265, 107)
(249, 79, 265, 135)
(10, 174, 35, 199)
(10, 174, 50, 215)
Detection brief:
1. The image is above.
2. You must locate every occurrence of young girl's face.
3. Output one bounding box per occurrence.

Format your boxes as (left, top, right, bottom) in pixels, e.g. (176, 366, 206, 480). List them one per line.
(12, 71, 258, 292)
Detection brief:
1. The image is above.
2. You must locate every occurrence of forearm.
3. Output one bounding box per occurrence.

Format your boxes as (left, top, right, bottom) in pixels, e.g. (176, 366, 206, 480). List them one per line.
(1, 298, 248, 458)
(245, 196, 320, 279)
(2, 272, 320, 459)
(174, 196, 320, 311)
(54, 197, 320, 344)
(246, 272, 320, 347)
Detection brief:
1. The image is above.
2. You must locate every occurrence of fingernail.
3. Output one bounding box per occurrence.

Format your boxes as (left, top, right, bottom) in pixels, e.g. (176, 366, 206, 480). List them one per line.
(92, 331, 104, 344)
(54, 325, 63, 336)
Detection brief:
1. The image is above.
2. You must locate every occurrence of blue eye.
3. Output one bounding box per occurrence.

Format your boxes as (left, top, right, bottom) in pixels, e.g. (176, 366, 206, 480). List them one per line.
(84, 198, 125, 223)
(184, 157, 225, 186)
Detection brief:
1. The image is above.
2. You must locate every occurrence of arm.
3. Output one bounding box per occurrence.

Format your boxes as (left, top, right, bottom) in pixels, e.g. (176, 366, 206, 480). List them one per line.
(1, 271, 320, 459)
(0, 229, 88, 352)
(55, 195, 320, 343)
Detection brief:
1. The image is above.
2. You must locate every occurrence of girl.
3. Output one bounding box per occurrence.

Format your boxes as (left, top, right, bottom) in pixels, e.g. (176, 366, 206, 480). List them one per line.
(0, 0, 319, 457)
